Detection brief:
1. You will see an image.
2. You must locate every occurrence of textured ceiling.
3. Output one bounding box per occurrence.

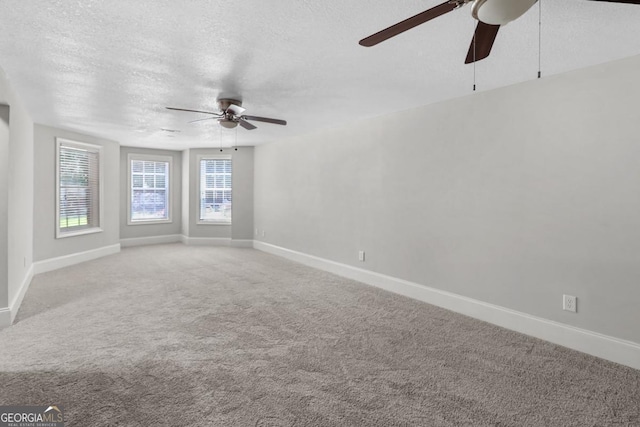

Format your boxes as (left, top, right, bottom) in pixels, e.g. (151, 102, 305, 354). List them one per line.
(1, 1, 639, 150)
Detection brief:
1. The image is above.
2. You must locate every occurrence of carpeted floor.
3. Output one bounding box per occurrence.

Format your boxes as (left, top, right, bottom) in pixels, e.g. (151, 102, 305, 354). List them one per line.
(1, 244, 639, 426)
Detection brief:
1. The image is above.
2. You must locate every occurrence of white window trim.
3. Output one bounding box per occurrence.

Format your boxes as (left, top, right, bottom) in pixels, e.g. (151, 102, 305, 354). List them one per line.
(197, 154, 232, 226)
(127, 153, 173, 226)
(55, 138, 104, 239)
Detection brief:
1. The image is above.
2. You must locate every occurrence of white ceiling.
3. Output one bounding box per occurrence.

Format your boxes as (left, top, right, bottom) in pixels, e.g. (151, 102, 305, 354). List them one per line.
(1, 1, 639, 150)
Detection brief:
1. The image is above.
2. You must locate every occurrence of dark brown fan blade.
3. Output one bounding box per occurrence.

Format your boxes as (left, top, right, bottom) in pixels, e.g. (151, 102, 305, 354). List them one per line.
(359, 1, 459, 47)
(241, 115, 287, 126)
(166, 107, 221, 115)
(238, 119, 257, 130)
(465, 21, 500, 64)
(588, 0, 640, 4)
(188, 117, 217, 124)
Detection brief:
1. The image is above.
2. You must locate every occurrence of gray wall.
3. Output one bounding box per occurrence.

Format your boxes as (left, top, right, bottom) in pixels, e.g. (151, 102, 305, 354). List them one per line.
(181, 149, 190, 238)
(254, 54, 640, 344)
(0, 105, 8, 308)
(0, 67, 34, 311)
(120, 147, 182, 239)
(33, 125, 120, 262)
(183, 147, 254, 240)
(230, 147, 254, 241)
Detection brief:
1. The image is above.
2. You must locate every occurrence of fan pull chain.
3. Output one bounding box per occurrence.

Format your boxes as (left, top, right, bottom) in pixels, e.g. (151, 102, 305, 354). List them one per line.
(538, 0, 542, 79)
(473, 21, 477, 91)
(473, 61, 476, 91)
(234, 127, 238, 151)
(219, 123, 223, 152)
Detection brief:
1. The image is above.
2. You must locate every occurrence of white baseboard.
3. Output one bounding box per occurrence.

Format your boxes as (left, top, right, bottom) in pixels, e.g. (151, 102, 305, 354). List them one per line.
(181, 236, 254, 248)
(121, 234, 182, 247)
(253, 241, 640, 371)
(0, 264, 35, 329)
(0, 307, 10, 329)
(33, 244, 121, 275)
(9, 264, 34, 324)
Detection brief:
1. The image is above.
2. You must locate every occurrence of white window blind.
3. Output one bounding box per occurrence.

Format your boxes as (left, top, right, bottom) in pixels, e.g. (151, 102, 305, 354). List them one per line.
(130, 157, 170, 222)
(57, 139, 102, 237)
(199, 158, 232, 223)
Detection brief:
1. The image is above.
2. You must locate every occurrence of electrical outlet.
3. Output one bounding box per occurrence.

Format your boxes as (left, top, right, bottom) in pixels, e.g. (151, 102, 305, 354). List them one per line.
(262, 230, 266, 237)
(358, 251, 365, 262)
(255, 228, 258, 236)
(563, 294, 577, 313)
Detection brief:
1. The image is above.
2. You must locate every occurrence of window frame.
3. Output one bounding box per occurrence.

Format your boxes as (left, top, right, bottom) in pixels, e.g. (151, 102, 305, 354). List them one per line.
(197, 154, 232, 225)
(55, 138, 104, 239)
(127, 153, 173, 225)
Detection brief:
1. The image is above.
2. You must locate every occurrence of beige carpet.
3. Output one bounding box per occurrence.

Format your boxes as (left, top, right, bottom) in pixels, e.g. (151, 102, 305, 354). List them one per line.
(1, 244, 639, 426)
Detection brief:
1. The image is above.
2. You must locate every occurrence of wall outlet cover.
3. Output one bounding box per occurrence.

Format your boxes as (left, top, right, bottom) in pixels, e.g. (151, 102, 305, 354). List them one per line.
(563, 294, 577, 313)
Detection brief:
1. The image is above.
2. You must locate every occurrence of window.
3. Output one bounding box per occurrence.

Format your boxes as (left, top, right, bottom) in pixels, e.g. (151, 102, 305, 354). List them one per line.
(198, 156, 232, 224)
(128, 154, 171, 224)
(56, 138, 102, 238)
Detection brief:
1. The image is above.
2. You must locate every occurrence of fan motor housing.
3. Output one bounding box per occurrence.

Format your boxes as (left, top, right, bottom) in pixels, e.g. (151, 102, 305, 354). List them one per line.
(217, 99, 242, 111)
(217, 99, 243, 128)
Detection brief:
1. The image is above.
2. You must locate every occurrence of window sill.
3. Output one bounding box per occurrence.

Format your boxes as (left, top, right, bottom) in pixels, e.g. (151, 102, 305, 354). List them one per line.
(128, 219, 173, 226)
(56, 227, 103, 239)
(196, 221, 232, 226)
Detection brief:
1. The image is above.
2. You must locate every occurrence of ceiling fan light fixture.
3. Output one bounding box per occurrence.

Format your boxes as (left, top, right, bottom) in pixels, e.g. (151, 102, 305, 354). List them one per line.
(472, 0, 538, 26)
(218, 119, 238, 129)
(167, 99, 286, 132)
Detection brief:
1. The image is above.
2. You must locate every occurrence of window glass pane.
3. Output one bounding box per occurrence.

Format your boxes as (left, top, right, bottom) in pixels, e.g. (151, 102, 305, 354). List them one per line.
(130, 159, 170, 222)
(199, 158, 231, 222)
(132, 160, 143, 173)
(58, 142, 100, 235)
(132, 175, 143, 188)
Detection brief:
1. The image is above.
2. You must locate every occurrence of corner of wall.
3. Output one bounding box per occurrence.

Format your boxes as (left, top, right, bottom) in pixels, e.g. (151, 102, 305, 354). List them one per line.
(8, 264, 34, 324)
(0, 307, 10, 329)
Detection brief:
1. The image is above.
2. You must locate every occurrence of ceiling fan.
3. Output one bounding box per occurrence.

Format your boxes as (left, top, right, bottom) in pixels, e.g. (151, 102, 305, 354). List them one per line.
(166, 99, 287, 130)
(360, 0, 640, 64)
